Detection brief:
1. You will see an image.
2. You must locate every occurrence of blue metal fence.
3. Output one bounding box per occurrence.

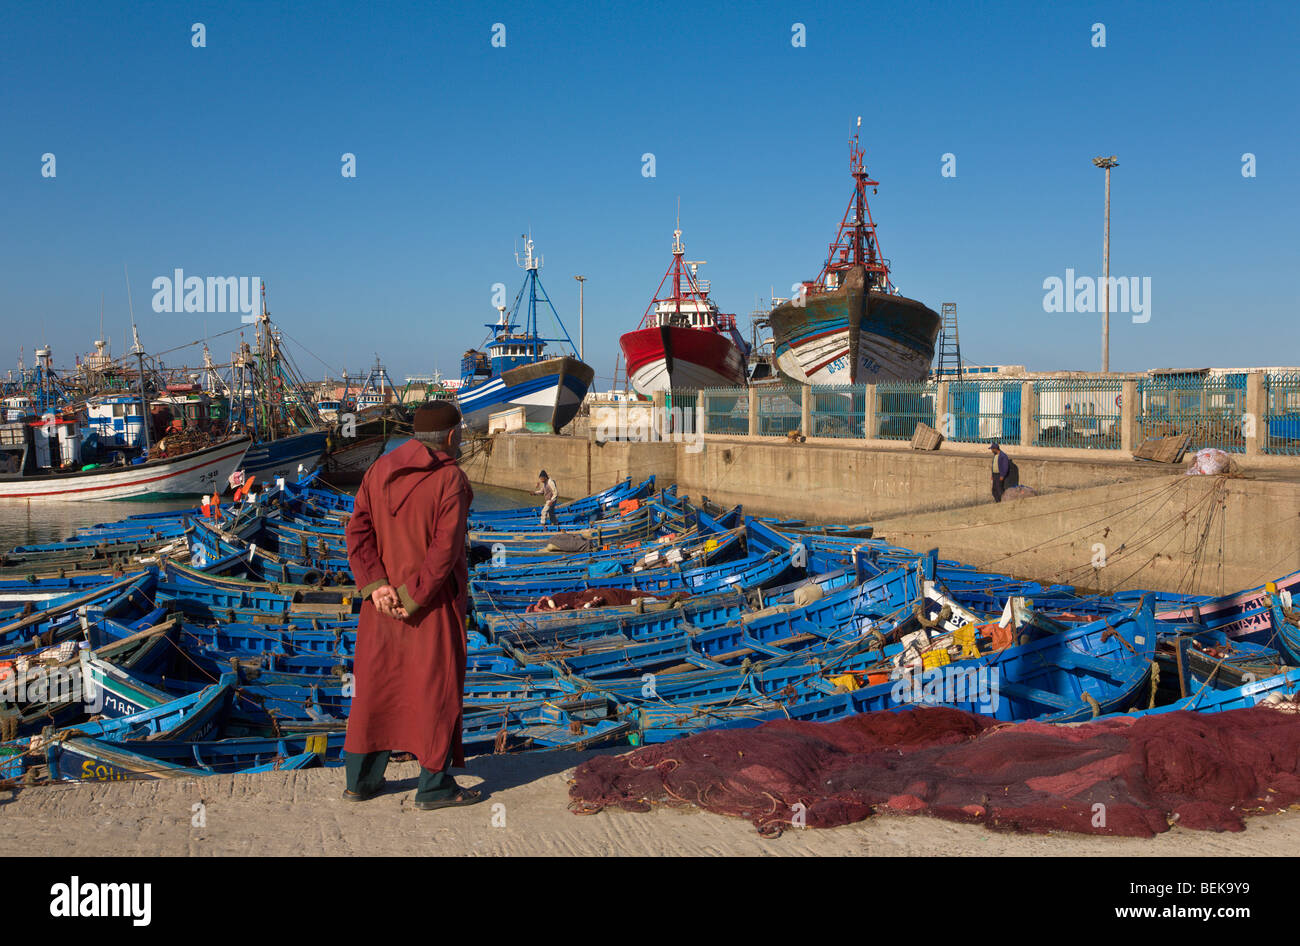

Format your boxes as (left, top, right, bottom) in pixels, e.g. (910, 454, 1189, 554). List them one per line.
(948, 380, 1022, 445)
(685, 372, 1300, 455)
(1033, 378, 1122, 449)
(663, 392, 699, 436)
(810, 384, 867, 439)
(874, 382, 936, 440)
(701, 387, 749, 436)
(1136, 373, 1247, 453)
(756, 385, 802, 437)
(1265, 371, 1300, 456)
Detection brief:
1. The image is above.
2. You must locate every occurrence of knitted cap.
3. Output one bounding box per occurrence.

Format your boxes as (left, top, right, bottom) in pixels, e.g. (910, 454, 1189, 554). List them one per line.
(412, 401, 462, 432)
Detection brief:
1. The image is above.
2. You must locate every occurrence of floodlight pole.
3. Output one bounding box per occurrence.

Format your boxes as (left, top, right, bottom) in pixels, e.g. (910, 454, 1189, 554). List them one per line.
(1092, 155, 1119, 373)
(573, 275, 587, 360)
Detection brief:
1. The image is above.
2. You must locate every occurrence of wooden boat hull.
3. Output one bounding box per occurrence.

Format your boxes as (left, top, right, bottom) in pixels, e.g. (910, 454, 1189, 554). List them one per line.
(236, 431, 328, 484)
(1157, 567, 1300, 642)
(458, 356, 595, 433)
(620, 324, 748, 396)
(0, 437, 251, 501)
(768, 266, 939, 384)
(45, 731, 344, 781)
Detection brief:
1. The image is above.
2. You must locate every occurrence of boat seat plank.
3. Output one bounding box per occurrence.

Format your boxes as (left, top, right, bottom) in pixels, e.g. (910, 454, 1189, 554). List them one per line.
(1053, 650, 1124, 680)
(997, 681, 1075, 710)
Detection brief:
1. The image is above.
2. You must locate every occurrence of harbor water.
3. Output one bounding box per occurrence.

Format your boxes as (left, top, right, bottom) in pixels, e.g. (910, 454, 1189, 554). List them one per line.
(0, 481, 528, 551)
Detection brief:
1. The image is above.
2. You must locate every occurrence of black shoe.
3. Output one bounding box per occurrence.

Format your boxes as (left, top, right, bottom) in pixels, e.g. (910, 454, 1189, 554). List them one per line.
(413, 787, 483, 811)
(342, 781, 385, 802)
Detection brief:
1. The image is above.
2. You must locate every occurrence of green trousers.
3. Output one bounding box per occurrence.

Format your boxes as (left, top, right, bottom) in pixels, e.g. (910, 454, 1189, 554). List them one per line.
(344, 750, 457, 802)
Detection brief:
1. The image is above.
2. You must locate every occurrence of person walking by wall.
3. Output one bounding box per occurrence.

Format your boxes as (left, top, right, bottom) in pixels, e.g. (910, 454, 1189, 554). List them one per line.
(534, 470, 558, 526)
(990, 441, 1018, 502)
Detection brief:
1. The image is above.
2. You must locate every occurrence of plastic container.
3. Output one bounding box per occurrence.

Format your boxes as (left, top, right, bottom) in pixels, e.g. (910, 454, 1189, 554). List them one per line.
(922, 648, 951, 669)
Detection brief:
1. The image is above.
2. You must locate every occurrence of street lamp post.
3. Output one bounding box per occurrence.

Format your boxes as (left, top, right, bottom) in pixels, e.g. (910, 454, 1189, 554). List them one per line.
(1092, 155, 1118, 373)
(573, 275, 586, 361)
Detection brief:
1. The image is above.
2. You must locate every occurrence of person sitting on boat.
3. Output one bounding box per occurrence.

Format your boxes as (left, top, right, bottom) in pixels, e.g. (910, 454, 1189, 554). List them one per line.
(342, 401, 481, 810)
(534, 470, 558, 526)
(989, 441, 1018, 503)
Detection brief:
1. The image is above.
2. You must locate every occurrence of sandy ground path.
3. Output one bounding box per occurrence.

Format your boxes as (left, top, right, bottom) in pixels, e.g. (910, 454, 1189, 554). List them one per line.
(3, 749, 1297, 856)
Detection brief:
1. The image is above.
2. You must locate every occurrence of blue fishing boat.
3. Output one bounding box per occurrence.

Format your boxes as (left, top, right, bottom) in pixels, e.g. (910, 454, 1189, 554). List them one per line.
(45, 730, 345, 781)
(0, 613, 178, 744)
(458, 237, 594, 433)
(0, 572, 159, 656)
(57, 673, 236, 744)
(469, 476, 652, 525)
(461, 702, 634, 752)
(636, 598, 1159, 742)
(470, 548, 807, 613)
(1266, 582, 1300, 664)
(236, 430, 330, 484)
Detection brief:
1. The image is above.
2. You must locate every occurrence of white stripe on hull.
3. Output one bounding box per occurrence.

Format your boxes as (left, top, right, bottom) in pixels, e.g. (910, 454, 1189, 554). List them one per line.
(630, 358, 742, 396)
(776, 331, 851, 385)
(777, 331, 930, 385)
(0, 441, 250, 502)
(856, 336, 933, 383)
(463, 385, 564, 430)
(511, 385, 564, 409)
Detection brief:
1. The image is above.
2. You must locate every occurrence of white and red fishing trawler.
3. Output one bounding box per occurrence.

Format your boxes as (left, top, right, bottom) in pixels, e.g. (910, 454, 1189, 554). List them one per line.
(619, 224, 750, 396)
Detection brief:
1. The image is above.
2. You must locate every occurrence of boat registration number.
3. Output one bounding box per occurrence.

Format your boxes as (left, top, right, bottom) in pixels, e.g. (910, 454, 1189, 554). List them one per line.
(1241, 679, 1269, 698)
(81, 759, 129, 781)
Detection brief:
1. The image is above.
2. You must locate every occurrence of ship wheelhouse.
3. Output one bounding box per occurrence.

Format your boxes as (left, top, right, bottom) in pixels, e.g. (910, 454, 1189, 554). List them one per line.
(488, 336, 546, 374)
(86, 395, 147, 448)
(2, 396, 35, 423)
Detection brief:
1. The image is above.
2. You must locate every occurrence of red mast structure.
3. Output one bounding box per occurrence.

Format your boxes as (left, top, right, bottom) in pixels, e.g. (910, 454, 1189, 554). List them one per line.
(633, 226, 736, 333)
(808, 118, 894, 296)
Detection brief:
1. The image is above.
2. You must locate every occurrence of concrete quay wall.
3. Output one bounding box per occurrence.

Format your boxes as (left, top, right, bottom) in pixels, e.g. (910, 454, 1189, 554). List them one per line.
(461, 432, 676, 498)
(466, 433, 1175, 519)
(674, 436, 1174, 521)
(463, 432, 1300, 595)
(873, 473, 1300, 598)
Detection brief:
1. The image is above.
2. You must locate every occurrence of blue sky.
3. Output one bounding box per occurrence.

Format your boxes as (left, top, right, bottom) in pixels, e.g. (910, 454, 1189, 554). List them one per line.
(2, 0, 1295, 388)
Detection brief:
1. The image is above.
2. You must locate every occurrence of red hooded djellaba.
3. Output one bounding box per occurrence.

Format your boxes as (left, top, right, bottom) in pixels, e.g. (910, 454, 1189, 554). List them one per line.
(343, 438, 474, 771)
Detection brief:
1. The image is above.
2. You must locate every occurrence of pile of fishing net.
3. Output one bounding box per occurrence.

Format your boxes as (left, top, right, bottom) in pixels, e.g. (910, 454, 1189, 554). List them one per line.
(524, 588, 669, 612)
(569, 706, 1300, 837)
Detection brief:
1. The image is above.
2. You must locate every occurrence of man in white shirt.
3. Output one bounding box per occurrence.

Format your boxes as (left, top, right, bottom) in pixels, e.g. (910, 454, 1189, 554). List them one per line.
(534, 470, 558, 525)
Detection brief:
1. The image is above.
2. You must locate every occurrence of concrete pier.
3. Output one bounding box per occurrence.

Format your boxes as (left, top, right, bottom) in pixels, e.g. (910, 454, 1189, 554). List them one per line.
(462, 432, 1300, 597)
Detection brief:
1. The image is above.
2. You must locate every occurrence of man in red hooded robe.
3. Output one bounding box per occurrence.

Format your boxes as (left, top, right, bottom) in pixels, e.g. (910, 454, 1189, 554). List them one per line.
(342, 401, 481, 809)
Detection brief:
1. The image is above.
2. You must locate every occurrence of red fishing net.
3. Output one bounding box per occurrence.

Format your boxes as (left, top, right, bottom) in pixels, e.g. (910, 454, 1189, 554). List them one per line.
(524, 588, 668, 612)
(569, 707, 1300, 837)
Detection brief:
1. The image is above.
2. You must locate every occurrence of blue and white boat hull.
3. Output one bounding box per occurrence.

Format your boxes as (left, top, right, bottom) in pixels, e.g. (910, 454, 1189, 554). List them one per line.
(459, 356, 594, 433)
(236, 431, 329, 484)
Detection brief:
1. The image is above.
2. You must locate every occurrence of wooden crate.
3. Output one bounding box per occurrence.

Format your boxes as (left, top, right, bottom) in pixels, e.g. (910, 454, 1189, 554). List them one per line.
(911, 422, 944, 451)
(1132, 433, 1191, 463)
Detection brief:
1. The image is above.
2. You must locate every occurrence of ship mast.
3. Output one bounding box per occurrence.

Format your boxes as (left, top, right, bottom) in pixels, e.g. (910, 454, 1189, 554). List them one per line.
(636, 214, 722, 330)
(503, 234, 577, 355)
(813, 117, 893, 295)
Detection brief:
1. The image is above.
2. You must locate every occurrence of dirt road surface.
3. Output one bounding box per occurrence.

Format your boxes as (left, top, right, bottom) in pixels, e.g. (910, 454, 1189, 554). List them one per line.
(4, 749, 1296, 856)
